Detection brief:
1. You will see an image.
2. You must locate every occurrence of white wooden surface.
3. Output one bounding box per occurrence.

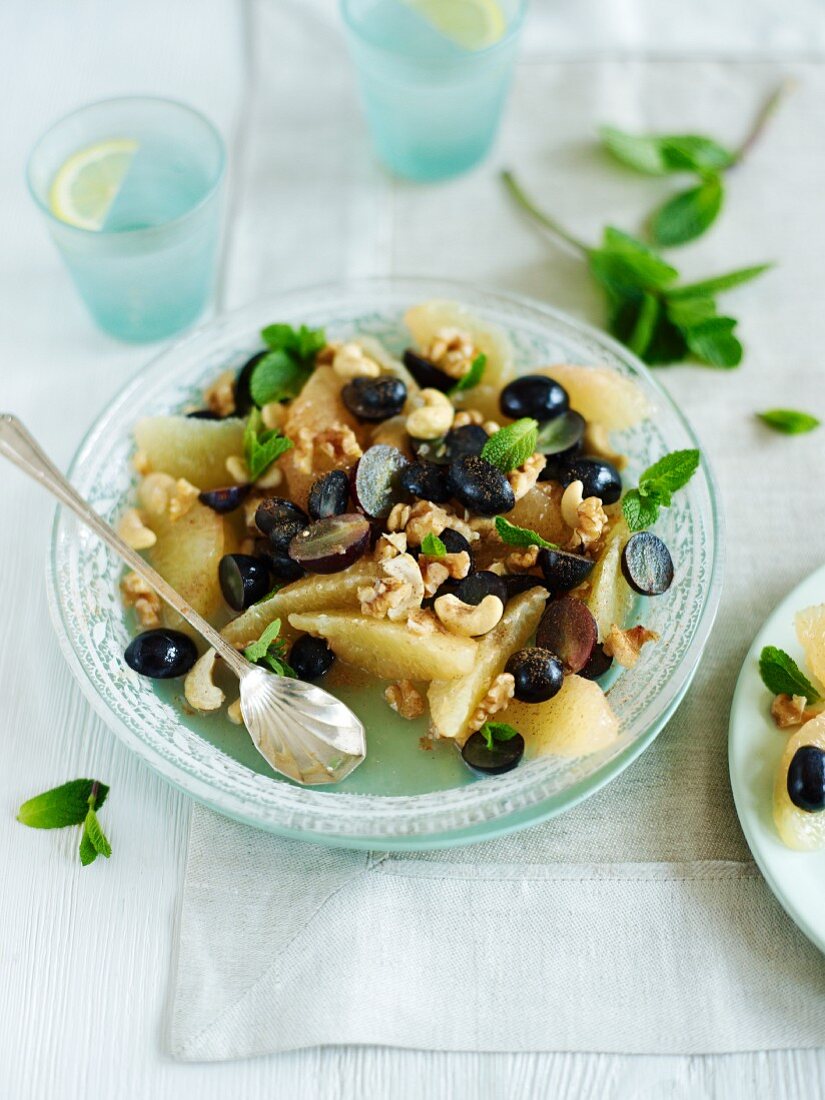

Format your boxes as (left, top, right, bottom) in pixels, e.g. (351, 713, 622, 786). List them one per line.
(2, 2, 824, 1096)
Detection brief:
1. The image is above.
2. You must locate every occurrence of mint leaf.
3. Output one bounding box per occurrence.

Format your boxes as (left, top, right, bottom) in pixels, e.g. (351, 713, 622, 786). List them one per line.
(650, 177, 724, 247)
(600, 127, 734, 177)
(590, 227, 679, 292)
(481, 721, 520, 750)
(494, 515, 557, 550)
(757, 409, 820, 435)
(666, 264, 772, 300)
(83, 808, 111, 859)
(250, 350, 312, 405)
(665, 296, 717, 328)
(481, 418, 538, 472)
(243, 409, 293, 481)
(623, 450, 700, 530)
(600, 126, 670, 175)
(759, 646, 821, 703)
(660, 135, 735, 174)
(622, 489, 661, 532)
(261, 322, 326, 360)
(420, 532, 447, 557)
(244, 619, 296, 678)
(17, 779, 109, 829)
(638, 449, 701, 499)
(450, 353, 486, 395)
(79, 826, 98, 866)
(684, 316, 742, 368)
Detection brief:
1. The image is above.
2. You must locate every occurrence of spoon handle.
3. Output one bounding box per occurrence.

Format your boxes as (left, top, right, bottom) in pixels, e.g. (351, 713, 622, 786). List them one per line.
(0, 414, 249, 678)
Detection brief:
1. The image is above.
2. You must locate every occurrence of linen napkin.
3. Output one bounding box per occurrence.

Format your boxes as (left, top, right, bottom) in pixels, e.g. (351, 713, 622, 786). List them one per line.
(170, 0, 825, 1058)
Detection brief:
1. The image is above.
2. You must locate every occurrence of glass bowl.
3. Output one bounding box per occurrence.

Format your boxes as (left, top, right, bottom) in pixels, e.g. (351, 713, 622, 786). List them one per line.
(48, 278, 723, 849)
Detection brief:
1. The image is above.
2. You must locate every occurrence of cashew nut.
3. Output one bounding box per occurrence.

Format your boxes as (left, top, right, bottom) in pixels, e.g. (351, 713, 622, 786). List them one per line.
(184, 649, 225, 712)
(561, 479, 585, 528)
(226, 455, 250, 485)
(332, 342, 381, 380)
(433, 593, 504, 637)
(405, 388, 454, 441)
(116, 508, 156, 549)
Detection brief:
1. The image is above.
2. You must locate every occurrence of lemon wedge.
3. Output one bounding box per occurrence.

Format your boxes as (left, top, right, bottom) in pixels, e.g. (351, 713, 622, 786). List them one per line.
(49, 139, 138, 230)
(405, 0, 506, 50)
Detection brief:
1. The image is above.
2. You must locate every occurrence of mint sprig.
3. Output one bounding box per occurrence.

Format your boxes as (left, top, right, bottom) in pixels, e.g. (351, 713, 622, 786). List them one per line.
(480, 721, 520, 751)
(494, 515, 557, 550)
(243, 409, 293, 482)
(449, 353, 486, 395)
(501, 171, 770, 369)
(18, 779, 112, 867)
(481, 418, 538, 472)
(420, 532, 447, 557)
(758, 409, 820, 435)
(759, 646, 820, 704)
(600, 83, 791, 247)
(621, 449, 700, 532)
(250, 323, 326, 405)
(244, 619, 296, 677)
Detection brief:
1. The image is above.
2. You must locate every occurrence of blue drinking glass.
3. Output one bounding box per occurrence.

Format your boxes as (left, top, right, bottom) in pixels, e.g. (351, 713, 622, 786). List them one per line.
(341, 0, 526, 182)
(27, 97, 225, 343)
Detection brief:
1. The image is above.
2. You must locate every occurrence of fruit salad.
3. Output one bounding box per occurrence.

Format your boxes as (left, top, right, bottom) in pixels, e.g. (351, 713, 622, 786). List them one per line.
(118, 300, 694, 778)
(762, 604, 825, 849)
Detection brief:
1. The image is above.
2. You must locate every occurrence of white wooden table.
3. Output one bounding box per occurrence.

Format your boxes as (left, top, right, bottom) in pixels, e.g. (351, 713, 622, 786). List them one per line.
(2, 1, 824, 1096)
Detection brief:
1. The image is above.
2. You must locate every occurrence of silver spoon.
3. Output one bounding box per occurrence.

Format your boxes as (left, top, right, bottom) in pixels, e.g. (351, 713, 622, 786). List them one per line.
(0, 414, 366, 785)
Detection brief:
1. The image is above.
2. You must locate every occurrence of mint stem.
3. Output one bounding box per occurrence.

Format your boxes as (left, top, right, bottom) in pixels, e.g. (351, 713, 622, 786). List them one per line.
(734, 79, 795, 164)
(501, 170, 590, 257)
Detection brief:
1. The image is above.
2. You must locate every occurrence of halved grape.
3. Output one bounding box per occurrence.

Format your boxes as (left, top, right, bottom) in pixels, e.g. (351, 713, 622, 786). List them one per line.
(462, 730, 525, 775)
(219, 554, 272, 611)
(351, 445, 410, 519)
(255, 497, 308, 537)
(535, 410, 586, 457)
(579, 642, 614, 681)
(403, 349, 453, 392)
(288, 514, 371, 574)
(621, 532, 674, 596)
(198, 484, 251, 514)
(536, 596, 597, 673)
(308, 469, 351, 519)
(537, 547, 595, 594)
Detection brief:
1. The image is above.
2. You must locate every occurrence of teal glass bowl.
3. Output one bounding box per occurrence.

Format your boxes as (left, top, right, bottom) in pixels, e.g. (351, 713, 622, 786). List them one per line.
(48, 278, 723, 849)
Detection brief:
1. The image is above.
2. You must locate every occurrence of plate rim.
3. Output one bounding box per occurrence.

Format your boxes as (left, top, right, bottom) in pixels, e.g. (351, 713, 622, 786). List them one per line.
(728, 561, 825, 954)
(47, 275, 725, 849)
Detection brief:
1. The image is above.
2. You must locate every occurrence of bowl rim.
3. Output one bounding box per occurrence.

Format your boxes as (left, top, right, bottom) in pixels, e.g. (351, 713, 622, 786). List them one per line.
(47, 276, 724, 849)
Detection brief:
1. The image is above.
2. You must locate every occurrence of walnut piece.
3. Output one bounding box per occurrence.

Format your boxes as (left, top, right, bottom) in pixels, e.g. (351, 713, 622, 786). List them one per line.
(468, 672, 516, 733)
(374, 531, 408, 560)
(405, 500, 475, 545)
(603, 624, 659, 668)
(332, 342, 381, 380)
(358, 553, 424, 621)
(419, 550, 470, 596)
(387, 503, 411, 533)
(121, 571, 161, 628)
(385, 680, 425, 720)
(168, 479, 200, 522)
(771, 693, 811, 729)
(427, 327, 477, 380)
(203, 369, 236, 418)
(507, 453, 546, 502)
(139, 472, 176, 516)
(452, 408, 501, 435)
(227, 698, 244, 726)
(561, 480, 608, 552)
(506, 545, 539, 571)
(293, 424, 362, 476)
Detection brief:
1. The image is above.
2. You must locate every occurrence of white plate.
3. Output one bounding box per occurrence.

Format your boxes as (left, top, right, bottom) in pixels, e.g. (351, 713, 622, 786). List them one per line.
(729, 563, 825, 953)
